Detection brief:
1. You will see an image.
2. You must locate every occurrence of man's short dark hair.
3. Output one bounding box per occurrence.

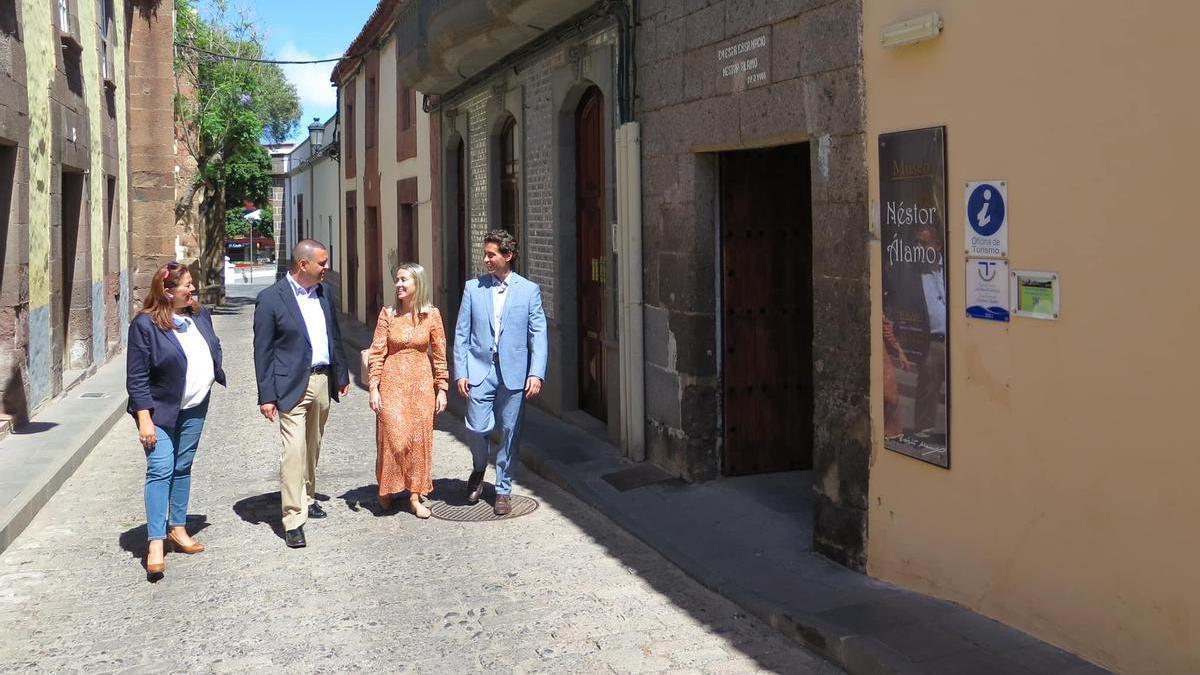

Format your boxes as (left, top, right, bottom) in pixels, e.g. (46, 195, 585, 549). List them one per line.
(484, 229, 518, 258)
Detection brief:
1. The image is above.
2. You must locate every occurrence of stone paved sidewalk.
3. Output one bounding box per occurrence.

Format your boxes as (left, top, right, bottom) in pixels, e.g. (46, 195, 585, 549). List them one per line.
(0, 287, 839, 673)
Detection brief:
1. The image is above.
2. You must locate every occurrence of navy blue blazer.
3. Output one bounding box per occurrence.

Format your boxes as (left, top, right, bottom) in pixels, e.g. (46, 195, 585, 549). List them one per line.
(252, 278, 350, 413)
(126, 308, 226, 430)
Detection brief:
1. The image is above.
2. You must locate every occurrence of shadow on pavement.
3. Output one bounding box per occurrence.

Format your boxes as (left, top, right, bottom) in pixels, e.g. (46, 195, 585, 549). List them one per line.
(118, 515, 211, 567)
(11, 422, 59, 434)
(231, 492, 285, 541)
(209, 295, 257, 315)
(428, 476, 491, 507)
(337, 485, 395, 516)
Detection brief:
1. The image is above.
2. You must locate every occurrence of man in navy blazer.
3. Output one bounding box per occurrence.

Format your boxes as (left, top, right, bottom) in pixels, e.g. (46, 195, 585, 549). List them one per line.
(454, 230, 548, 516)
(253, 240, 350, 548)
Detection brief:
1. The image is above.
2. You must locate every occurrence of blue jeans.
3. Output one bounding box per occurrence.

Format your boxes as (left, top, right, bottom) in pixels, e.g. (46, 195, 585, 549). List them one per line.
(464, 364, 526, 495)
(144, 397, 209, 541)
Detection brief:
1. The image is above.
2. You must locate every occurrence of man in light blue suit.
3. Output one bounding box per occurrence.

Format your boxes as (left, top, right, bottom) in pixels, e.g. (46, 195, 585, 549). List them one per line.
(454, 230, 548, 515)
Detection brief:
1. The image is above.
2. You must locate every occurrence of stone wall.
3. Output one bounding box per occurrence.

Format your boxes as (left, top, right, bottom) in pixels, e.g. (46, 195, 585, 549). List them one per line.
(443, 22, 620, 424)
(0, 0, 30, 424)
(126, 0, 178, 309)
(0, 0, 136, 420)
(636, 0, 871, 568)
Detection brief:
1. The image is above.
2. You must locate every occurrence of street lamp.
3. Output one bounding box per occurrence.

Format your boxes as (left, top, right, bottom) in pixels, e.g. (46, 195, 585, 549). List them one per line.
(308, 117, 323, 151)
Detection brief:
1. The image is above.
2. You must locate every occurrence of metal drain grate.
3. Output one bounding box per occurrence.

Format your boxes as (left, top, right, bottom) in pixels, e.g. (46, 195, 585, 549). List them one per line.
(426, 494, 539, 522)
(79, 392, 108, 399)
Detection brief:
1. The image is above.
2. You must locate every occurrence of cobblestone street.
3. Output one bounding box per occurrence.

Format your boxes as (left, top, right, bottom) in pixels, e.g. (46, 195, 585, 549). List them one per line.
(0, 288, 838, 673)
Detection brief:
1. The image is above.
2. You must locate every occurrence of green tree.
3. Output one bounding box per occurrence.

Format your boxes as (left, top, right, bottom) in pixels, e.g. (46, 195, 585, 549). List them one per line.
(225, 205, 273, 239)
(174, 0, 300, 289)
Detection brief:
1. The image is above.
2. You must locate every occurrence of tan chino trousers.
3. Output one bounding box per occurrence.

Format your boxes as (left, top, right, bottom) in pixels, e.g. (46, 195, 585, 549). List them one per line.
(279, 373, 331, 531)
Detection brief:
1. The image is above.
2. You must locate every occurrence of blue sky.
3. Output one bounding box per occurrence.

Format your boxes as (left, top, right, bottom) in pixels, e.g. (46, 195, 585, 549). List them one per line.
(243, 0, 378, 143)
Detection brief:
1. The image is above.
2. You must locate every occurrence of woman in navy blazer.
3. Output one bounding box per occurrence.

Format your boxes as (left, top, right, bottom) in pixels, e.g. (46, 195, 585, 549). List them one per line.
(126, 261, 225, 579)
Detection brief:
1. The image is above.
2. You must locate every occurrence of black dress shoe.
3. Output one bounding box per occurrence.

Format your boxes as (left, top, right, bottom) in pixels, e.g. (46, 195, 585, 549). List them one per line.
(285, 526, 307, 548)
(466, 470, 485, 504)
(308, 503, 327, 519)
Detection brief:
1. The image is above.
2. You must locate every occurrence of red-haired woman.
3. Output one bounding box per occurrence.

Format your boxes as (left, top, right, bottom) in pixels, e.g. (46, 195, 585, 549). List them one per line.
(126, 262, 226, 580)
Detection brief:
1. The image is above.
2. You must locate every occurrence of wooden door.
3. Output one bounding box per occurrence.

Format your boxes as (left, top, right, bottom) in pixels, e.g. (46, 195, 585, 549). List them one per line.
(575, 87, 607, 421)
(365, 206, 381, 319)
(398, 203, 415, 264)
(720, 144, 813, 475)
(296, 194, 304, 241)
(345, 195, 358, 315)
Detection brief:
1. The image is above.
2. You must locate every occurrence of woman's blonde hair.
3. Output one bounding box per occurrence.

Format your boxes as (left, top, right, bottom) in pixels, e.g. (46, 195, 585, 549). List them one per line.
(393, 262, 434, 315)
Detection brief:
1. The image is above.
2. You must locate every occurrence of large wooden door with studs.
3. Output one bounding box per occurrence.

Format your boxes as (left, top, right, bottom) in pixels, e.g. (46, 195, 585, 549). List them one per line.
(719, 144, 814, 475)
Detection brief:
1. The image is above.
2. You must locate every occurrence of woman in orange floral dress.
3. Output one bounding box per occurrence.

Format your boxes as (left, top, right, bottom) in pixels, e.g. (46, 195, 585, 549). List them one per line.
(368, 263, 449, 518)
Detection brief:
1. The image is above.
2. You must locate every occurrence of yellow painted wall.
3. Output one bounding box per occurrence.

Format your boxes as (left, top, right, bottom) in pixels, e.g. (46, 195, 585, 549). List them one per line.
(113, 0, 130, 278)
(341, 72, 364, 322)
(864, 3, 1200, 672)
(22, 0, 53, 310)
(340, 38, 436, 323)
(377, 39, 435, 295)
(78, 0, 104, 283)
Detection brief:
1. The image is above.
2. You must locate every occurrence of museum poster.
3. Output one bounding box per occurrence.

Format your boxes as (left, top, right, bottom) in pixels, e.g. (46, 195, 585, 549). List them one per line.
(879, 127, 950, 468)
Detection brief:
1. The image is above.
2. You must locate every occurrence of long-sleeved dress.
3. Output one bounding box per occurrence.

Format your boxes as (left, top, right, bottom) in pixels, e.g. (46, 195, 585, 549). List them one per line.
(367, 306, 449, 497)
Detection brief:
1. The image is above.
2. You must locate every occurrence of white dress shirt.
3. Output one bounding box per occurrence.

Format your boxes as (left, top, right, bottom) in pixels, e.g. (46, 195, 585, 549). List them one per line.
(172, 314, 215, 410)
(491, 274, 509, 352)
(286, 273, 330, 366)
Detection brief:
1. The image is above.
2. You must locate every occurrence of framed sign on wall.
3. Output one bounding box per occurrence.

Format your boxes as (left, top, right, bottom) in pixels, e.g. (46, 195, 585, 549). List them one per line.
(879, 126, 950, 468)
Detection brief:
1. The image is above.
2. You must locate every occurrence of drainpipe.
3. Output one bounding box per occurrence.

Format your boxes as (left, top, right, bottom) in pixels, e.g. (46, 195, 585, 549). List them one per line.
(610, 0, 644, 460)
(615, 121, 644, 460)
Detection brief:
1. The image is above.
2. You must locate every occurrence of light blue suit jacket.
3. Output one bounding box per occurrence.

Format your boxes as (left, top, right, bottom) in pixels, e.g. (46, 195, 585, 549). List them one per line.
(454, 272, 548, 390)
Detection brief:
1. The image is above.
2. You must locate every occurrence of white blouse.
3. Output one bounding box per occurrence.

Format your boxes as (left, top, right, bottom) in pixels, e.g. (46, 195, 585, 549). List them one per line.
(172, 314, 215, 410)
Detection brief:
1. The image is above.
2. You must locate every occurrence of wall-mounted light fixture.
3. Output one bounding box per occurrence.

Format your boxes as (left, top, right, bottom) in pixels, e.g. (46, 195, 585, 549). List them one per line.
(881, 11, 943, 49)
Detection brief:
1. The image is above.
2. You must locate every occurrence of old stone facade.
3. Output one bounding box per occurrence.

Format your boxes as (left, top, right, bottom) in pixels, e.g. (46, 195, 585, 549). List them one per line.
(0, 0, 177, 427)
(637, 0, 870, 568)
(0, 0, 139, 425)
(439, 22, 625, 430)
(125, 0, 177, 306)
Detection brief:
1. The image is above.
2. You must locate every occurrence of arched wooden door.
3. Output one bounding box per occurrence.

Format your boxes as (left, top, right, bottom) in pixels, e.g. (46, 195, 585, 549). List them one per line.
(576, 87, 607, 421)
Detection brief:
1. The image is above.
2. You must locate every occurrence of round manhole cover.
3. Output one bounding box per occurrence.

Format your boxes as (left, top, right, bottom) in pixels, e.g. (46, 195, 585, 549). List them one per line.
(426, 494, 539, 522)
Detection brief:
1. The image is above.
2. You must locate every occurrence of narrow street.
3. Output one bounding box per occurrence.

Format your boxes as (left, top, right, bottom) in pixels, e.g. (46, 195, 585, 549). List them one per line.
(0, 286, 838, 673)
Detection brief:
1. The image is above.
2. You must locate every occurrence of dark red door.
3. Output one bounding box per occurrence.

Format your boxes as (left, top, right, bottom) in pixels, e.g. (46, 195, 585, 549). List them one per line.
(720, 144, 813, 475)
(365, 206, 381, 319)
(296, 194, 304, 240)
(576, 87, 607, 421)
(345, 194, 357, 315)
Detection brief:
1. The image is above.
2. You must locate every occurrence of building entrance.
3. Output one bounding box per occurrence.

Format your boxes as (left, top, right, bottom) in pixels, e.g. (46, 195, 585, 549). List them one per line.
(719, 144, 814, 475)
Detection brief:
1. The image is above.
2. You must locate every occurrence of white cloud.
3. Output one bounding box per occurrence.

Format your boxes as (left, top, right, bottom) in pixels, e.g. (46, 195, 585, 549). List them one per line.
(277, 42, 340, 114)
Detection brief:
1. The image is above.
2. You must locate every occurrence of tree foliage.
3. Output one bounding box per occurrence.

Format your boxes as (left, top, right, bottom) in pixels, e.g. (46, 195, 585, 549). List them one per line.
(174, 0, 300, 241)
(225, 205, 274, 239)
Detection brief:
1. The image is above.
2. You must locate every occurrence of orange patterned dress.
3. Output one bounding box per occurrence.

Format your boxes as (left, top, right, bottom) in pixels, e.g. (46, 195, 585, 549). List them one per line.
(367, 307, 449, 497)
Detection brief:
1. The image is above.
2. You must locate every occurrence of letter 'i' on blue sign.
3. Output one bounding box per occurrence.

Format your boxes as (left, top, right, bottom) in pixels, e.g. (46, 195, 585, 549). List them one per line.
(965, 181, 1008, 257)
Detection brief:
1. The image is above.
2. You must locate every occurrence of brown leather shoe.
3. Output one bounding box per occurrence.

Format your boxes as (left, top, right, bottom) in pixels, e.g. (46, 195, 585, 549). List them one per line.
(167, 530, 205, 554)
(466, 471, 485, 504)
(494, 494, 512, 516)
(146, 541, 165, 580)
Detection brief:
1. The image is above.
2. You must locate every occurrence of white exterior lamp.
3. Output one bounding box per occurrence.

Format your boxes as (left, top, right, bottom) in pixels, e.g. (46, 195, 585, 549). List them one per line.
(881, 12, 943, 49)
